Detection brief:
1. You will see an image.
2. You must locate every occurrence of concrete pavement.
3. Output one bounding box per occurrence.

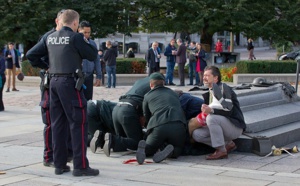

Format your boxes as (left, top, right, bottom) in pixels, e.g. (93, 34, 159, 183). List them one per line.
(1, 47, 300, 186)
(1, 83, 300, 186)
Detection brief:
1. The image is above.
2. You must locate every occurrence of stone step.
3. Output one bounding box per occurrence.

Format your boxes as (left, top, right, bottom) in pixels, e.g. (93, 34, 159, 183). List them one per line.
(237, 86, 288, 112)
(243, 101, 300, 133)
(241, 99, 288, 112)
(235, 121, 300, 153)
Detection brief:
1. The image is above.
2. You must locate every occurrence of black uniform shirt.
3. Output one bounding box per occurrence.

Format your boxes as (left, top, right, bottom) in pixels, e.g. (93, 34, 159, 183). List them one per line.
(26, 28, 55, 69)
(26, 26, 97, 73)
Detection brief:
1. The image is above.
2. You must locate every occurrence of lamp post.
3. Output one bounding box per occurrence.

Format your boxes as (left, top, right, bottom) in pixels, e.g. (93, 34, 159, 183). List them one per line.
(122, 2, 135, 58)
(123, 8, 126, 58)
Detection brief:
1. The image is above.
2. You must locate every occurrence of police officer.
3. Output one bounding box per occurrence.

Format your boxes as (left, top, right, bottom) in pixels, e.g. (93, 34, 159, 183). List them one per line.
(26, 9, 99, 176)
(97, 76, 151, 157)
(27, 9, 73, 168)
(136, 73, 187, 164)
(88, 99, 117, 153)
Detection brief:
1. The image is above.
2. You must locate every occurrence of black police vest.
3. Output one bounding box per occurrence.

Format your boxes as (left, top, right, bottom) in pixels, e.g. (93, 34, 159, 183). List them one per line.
(47, 28, 82, 74)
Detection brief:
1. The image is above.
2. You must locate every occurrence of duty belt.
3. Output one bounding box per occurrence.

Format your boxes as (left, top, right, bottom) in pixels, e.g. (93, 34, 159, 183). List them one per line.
(117, 102, 133, 107)
(50, 73, 75, 77)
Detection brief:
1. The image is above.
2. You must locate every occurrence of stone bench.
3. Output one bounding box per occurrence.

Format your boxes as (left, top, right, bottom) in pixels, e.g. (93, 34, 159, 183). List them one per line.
(16, 74, 148, 87)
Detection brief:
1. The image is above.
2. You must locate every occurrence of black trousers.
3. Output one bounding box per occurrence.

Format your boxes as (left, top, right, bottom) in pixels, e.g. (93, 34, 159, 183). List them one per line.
(177, 62, 186, 86)
(148, 62, 160, 76)
(87, 100, 116, 142)
(50, 76, 89, 169)
(112, 104, 144, 151)
(83, 73, 94, 101)
(0, 76, 6, 111)
(145, 122, 186, 158)
(40, 76, 72, 164)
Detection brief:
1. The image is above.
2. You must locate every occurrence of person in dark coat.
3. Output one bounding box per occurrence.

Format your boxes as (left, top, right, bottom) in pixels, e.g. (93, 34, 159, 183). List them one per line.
(100, 77, 151, 157)
(175, 39, 187, 86)
(164, 39, 177, 85)
(196, 43, 207, 86)
(126, 48, 135, 58)
(88, 99, 117, 152)
(147, 41, 161, 75)
(26, 9, 99, 176)
(5, 42, 20, 92)
(136, 72, 187, 164)
(103, 40, 118, 88)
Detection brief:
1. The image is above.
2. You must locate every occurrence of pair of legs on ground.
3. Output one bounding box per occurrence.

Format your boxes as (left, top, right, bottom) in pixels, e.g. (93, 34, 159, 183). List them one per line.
(136, 122, 186, 164)
(189, 114, 242, 160)
(6, 65, 19, 92)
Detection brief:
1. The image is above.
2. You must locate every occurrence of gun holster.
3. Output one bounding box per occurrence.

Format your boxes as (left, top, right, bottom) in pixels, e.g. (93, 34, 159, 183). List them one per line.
(75, 69, 85, 91)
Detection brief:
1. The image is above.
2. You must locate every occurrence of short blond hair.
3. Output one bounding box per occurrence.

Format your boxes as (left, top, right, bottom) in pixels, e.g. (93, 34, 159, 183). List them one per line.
(106, 40, 112, 48)
(60, 9, 79, 25)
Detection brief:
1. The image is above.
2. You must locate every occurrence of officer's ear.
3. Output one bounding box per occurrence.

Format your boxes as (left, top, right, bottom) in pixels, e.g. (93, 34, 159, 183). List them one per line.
(149, 81, 154, 89)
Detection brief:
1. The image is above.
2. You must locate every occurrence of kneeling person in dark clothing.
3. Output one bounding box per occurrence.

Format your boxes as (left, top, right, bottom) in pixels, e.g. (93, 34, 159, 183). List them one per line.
(136, 72, 187, 164)
(87, 100, 117, 152)
(101, 77, 151, 157)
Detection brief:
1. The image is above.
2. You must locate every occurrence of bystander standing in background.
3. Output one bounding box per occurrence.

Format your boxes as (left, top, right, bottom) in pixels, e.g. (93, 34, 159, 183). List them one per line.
(78, 20, 102, 99)
(5, 42, 20, 92)
(104, 40, 118, 88)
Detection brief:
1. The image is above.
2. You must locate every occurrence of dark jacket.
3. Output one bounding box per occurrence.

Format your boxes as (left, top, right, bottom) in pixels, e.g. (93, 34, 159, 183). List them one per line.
(126, 50, 135, 58)
(202, 82, 246, 130)
(179, 93, 204, 120)
(176, 43, 187, 63)
(119, 77, 151, 116)
(164, 44, 176, 62)
(26, 28, 56, 69)
(247, 41, 254, 50)
(0, 55, 5, 78)
(103, 46, 118, 66)
(26, 26, 97, 73)
(147, 47, 160, 68)
(197, 49, 207, 71)
(143, 85, 186, 130)
(187, 46, 197, 63)
(5, 49, 20, 69)
(82, 39, 102, 79)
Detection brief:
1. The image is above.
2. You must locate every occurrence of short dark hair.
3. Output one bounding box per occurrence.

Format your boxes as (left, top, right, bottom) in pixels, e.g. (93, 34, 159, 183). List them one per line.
(79, 20, 91, 29)
(204, 66, 222, 83)
(8, 42, 14, 45)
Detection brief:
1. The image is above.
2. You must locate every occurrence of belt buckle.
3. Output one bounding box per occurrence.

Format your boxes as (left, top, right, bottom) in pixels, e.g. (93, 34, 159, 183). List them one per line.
(118, 102, 133, 107)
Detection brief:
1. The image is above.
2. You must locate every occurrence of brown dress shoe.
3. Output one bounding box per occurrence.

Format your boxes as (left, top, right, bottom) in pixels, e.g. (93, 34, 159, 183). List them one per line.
(6, 88, 9, 92)
(206, 150, 228, 160)
(225, 141, 237, 153)
(12, 88, 19, 91)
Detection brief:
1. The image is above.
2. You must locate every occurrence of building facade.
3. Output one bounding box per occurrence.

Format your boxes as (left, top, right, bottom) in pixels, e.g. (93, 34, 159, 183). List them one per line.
(95, 32, 269, 54)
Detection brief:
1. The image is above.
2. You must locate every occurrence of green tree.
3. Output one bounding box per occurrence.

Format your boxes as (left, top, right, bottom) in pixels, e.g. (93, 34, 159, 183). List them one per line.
(0, 0, 133, 55)
(137, 0, 300, 51)
(0, 0, 61, 52)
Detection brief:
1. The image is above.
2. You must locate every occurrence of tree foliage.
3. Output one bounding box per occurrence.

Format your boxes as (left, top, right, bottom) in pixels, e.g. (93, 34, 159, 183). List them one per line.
(137, 0, 300, 49)
(0, 0, 135, 52)
(1, 0, 300, 53)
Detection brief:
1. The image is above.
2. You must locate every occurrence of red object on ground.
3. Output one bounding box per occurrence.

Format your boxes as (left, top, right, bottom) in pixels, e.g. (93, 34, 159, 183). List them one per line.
(123, 158, 153, 164)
